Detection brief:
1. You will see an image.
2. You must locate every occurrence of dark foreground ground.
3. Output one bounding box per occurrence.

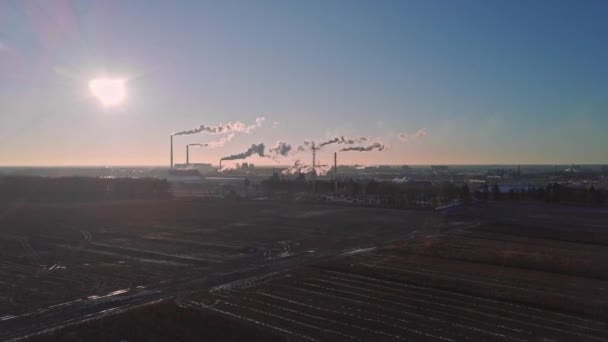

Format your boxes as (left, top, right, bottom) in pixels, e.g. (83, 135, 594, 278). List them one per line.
(29, 302, 282, 342)
(0, 199, 441, 340)
(1, 199, 607, 341)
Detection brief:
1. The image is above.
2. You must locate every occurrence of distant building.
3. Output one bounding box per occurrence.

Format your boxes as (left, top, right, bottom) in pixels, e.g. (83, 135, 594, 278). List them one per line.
(564, 164, 581, 173)
(517, 165, 521, 178)
(431, 165, 449, 173)
(296, 170, 306, 182)
(486, 168, 517, 178)
(363, 165, 391, 172)
(174, 163, 214, 175)
(240, 162, 255, 170)
(404, 180, 433, 190)
(166, 169, 203, 183)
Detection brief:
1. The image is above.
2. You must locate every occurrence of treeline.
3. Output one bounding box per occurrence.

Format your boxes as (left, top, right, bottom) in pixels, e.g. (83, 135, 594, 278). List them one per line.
(262, 177, 470, 209)
(262, 176, 607, 208)
(363, 180, 471, 209)
(475, 183, 606, 205)
(0, 176, 171, 202)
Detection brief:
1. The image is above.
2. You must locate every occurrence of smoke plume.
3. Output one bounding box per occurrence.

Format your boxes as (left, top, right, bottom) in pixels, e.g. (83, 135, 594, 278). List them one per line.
(220, 143, 266, 161)
(340, 142, 386, 152)
(398, 129, 427, 142)
(282, 160, 331, 176)
(295, 140, 313, 152)
(269, 141, 292, 157)
(219, 163, 239, 172)
(318, 136, 368, 148)
(282, 160, 304, 175)
(172, 117, 265, 136)
(188, 133, 236, 150)
(202, 133, 236, 148)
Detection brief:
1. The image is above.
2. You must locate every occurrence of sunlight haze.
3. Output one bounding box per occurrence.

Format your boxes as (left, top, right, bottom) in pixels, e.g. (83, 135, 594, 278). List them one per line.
(1, 0, 606, 166)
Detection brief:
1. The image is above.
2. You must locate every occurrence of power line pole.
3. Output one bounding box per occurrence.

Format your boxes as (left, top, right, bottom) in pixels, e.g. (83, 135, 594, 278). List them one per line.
(334, 152, 338, 194)
(186, 145, 190, 165)
(312, 141, 316, 195)
(170, 135, 174, 169)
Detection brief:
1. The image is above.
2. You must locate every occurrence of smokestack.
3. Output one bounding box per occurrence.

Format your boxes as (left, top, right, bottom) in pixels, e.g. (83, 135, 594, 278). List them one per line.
(334, 152, 338, 193)
(170, 135, 174, 169)
(219, 159, 222, 172)
(312, 141, 316, 195)
(312, 141, 316, 173)
(186, 145, 190, 165)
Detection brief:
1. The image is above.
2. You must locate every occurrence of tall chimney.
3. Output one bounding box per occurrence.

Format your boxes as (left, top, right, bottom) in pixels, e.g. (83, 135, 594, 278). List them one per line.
(334, 152, 338, 193)
(312, 141, 316, 195)
(219, 159, 222, 172)
(312, 142, 316, 175)
(186, 145, 190, 165)
(170, 135, 174, 169)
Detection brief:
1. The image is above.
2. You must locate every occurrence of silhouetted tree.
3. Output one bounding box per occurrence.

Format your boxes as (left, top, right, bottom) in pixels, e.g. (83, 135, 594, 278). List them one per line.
(0, 176, 170, 202)
(365, 180, 379, 195)
(492, 184, 501, 200)
(587, 186, 605, 205)
(481, 184, 489, 200)
(460, 184, 472, 204)
(546, 183, 561, 203)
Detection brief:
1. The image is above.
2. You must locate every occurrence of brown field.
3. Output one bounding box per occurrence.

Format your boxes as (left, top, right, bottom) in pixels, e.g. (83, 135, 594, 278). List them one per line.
(178, 203, 608, 342)
(1, 199, 607, 341)
(0, 199, 440, 340)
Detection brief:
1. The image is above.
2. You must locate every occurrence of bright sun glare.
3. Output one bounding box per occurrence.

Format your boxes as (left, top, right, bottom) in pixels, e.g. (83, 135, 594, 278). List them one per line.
(89, 78, 127, 107)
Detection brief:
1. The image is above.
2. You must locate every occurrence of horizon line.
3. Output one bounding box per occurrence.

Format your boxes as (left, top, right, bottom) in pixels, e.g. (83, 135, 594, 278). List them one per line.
(1, 163, 607, 168)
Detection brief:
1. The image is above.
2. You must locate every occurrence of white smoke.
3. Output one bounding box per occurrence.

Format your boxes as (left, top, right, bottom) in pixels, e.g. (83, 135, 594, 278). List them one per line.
(219, 163, 239, 172)
(398, 129, 427, 142)
(315, 165, 332, 176)
(282, 160, 304, 175)
(247, 117, 266, 133)
(282, 160, 331, 176)
(190, 133, 236, 149)
(173, 117, 265, 136)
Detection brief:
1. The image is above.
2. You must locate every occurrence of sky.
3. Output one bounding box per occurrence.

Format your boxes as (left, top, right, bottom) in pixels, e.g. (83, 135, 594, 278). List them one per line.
(1, 0, 607, 166)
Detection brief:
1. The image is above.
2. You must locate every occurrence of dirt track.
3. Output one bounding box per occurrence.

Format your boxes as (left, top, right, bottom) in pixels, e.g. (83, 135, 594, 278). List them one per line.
(0, 199, 441, 341)
(2, 200, 608, 341)
(178, 202, 608, 342)
(189, 225, 608, 341)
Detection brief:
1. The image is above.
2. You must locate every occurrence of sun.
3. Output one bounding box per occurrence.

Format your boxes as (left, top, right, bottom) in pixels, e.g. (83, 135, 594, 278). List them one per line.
(89, 78, 127, 107)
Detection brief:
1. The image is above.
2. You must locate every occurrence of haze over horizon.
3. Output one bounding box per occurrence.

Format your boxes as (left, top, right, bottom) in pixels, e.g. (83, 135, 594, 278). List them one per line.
(1, 0, 607, 167)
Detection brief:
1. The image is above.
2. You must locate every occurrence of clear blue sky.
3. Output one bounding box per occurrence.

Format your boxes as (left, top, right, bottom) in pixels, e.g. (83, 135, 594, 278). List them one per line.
(1, 0, 606, 166)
